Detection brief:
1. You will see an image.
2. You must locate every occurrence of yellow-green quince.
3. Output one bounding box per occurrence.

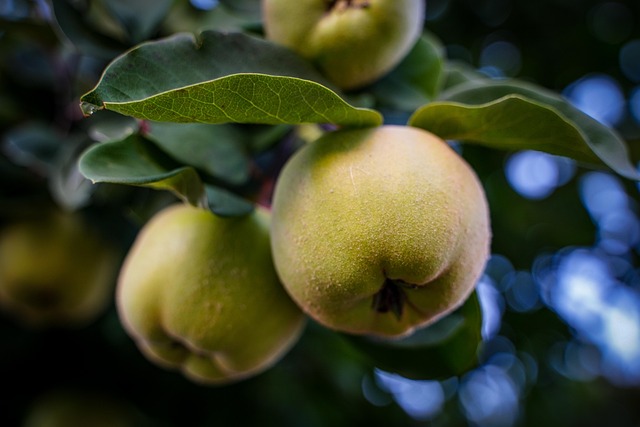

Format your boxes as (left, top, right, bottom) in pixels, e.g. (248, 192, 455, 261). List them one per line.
(270, 125, 491, 338)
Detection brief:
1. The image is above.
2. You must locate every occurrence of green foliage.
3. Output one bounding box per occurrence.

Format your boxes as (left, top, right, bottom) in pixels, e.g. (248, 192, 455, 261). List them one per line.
(145, 122, 250, 186)
(78, 30, 638, 197)
(50, 0, 129, 59)
(79, 134, 208, 208)
(411, 80, 640, 180)
(2, 0, 640, 426)
(344, 291, 482, 380)
(371, 33, 446, 111)
(80, 31, 382, 127)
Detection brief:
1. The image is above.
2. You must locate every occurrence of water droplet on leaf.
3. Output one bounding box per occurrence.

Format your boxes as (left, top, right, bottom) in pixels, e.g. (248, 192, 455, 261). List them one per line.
(80, 102, 100, 116)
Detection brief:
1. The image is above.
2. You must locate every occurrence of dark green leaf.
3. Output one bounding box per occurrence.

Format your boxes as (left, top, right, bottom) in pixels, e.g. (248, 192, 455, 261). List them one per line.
(49, 138, 95, 211)
(205, 185, 254, 217)
(218, 0, 261, 20)
(78, 134, 206, 207)
(50, 0, 127, 59)
(243, 124, 292, 153)
(146, 122, 251, 186)
(409, 80, 640, 180)
(372, 33, 445, 111)
(100, 0, 173, 43)
(86, 111, 140, 142)
(440, 61, 487, 92)
(3, 123, 62, 171)
(162, 2, 259, 34)
(343, 292, 482, 380)
(80, 31, 382, 128)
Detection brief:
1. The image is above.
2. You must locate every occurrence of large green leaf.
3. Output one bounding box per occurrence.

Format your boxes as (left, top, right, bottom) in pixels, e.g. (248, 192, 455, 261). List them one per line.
(343, 291, 482, 380)
(80, 31, 382, 128)
(78, 134, 207, 208)
(409, 80, 640, 180)
(78, 133, 255, 216)
(146, 122, 251, 186)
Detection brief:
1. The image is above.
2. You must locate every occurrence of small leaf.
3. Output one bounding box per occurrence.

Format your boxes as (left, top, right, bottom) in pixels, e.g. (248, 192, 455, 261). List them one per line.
(205, 185, 254, 217)
(50, 0, 127, 59)
(409, 80, 640, 180)
(162, 2, 259, 34)
(49, 137, 96, 211)
(78, 134, 206, 207)
(86, 111, 139, 142)
(99, 0, 173, 43)
(3, 123, 62, 171)
(146, 122, 251, 186)
(343, 292, 482, 380)
(218, 0, 261, 20)
(80, 31, 382, 128)
(372, 33, 445, 111)
(440, 61, 487, 92)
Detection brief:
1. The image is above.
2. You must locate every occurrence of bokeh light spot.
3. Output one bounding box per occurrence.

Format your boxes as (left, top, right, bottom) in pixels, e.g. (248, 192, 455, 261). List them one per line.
(361, 374, 393, 407)
(0, 0, 29, 19)
(542, 248, 640, 386)
(459, 365, 520, 427)
(479, 40, 522, 77)
(505, 151, 564, 200)
(473, 0, 512, 27)
(588, 3, 635, 44)
(485, 254, 515, 292)
(503, 271, 541, 313)
(620, 40, 640, 83)
(630, 86, 640, 124)
(477, 276, 504, 340)
(425, 0, 450, 22)
(563, 74, 625, 126)
(190, 0, 219, 11)
(579, 171, 628, 221)
(597, 210, 640, 255)
(375, 370, 446, 421)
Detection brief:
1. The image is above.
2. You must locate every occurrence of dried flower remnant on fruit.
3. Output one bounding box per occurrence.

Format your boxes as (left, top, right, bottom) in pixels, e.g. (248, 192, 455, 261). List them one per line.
(372, 279, 406, 319)
(327, 0, 371, 12)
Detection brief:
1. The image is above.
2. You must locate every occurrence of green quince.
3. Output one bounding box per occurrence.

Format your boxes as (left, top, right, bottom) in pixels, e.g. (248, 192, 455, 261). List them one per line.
(270, 125, 491, 338)
(0, 210, 118, 327)
(117, 204, 306, 385)
(263, 0, 425, 90)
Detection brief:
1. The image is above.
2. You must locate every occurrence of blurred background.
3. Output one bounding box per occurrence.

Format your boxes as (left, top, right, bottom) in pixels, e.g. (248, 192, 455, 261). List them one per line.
(1, 0, 640, 426)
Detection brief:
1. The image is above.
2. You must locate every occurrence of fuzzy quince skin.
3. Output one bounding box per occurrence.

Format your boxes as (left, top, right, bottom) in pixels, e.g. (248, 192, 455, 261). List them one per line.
(117, 204, 306, 385)
(263, 0, 425, 90)
(270, 125, 491, 338)
(0, 211, 118, 327)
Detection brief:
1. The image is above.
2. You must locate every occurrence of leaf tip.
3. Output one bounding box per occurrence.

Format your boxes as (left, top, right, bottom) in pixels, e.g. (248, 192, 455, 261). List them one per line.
(79, 101, 103, 117)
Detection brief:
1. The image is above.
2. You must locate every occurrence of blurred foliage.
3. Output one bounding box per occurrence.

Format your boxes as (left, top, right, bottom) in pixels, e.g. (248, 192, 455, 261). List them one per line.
(1, 0, 640, 426)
